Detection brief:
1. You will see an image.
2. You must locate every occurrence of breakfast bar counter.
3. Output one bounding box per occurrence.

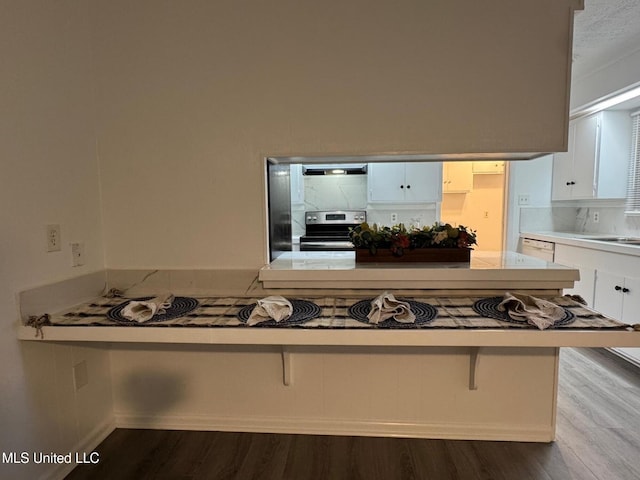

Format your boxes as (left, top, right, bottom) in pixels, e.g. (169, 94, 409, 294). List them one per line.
(14, 258, 640, 443)
(259, 251, 579, 290)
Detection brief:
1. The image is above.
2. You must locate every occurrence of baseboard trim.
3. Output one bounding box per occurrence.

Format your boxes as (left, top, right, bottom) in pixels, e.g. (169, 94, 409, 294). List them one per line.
(41, 418, 116, 480)
(114, 413, 554, 443)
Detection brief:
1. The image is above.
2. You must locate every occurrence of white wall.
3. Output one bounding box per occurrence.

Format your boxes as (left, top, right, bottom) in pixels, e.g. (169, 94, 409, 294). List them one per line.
(0, 2, 112, 479)
(505, 155, 554, 251)
(90, 0, 579, 269)
(560, 42, 640, 239)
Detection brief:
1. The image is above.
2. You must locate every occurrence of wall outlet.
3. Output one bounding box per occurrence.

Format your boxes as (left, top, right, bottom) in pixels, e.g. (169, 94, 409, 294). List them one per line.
(390, 213, 398, 223)
(518, 194, 530, 205)
(593, 211, 600, 223)
(46, 224, 61, 252)
(73, 360, 88, 391)
(70, 242, 85, 267)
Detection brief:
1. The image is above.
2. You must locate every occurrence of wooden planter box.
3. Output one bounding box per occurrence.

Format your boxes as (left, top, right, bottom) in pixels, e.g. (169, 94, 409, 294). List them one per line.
(355, 248, 471, 263)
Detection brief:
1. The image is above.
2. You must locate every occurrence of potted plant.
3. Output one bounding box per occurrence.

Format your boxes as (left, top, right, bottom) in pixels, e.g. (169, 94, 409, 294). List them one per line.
(348, 222, 477, 263)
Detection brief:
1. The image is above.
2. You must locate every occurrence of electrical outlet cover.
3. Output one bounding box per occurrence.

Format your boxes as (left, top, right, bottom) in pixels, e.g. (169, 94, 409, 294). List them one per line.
(73, 360, 88, 390)
(518, 194, 530, 205)
(46, 224, 61, 252)
(71, 242, 85, 266)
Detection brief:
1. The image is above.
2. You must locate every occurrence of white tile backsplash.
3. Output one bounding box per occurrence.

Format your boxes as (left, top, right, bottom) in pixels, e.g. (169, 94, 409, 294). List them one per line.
(520, 202, 640, 238)
(576, 205, 640, 236)
(519, 206, 578, 233)
(365, 206, 438, 228)
(303, 175, 367, 211)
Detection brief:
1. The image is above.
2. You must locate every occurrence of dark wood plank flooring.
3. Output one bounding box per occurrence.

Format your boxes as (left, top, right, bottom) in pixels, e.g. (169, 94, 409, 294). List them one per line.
(65, 348, 640, 480)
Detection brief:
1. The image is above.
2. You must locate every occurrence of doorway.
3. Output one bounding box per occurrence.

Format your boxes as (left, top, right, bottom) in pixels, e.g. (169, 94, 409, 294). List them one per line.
(441, 161, 506, 251)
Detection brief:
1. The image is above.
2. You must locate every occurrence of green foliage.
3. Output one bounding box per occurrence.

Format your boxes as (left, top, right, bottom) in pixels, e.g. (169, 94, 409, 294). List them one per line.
(349, 222, 477, 257)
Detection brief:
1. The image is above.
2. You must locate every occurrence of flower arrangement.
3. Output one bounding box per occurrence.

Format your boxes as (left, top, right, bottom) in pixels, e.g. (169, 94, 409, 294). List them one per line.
(349, 222, 477, 257)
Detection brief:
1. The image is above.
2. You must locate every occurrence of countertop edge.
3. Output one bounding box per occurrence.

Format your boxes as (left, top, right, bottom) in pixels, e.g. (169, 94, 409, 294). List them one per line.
(520, 231, 640, 257)
(16, 325, 640, 348)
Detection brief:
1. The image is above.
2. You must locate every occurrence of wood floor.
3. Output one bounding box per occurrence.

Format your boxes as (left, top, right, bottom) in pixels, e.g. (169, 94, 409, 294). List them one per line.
(65, 348, 640, 480)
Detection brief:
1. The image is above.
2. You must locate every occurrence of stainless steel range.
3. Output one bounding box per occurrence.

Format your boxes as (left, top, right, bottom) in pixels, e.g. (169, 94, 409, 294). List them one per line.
(299, 210, 366, 251)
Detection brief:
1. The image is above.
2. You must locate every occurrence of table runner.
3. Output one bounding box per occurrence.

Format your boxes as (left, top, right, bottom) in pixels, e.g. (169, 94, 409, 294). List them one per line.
(45, 295, 628, 330)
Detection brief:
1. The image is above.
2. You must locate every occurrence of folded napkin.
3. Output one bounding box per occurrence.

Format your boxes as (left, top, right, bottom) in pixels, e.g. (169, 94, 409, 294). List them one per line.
(367, 292, 416, 324)
(122, 293, 175, 323)
(247, 296, 293, 326)
(497, 292, 565, 330)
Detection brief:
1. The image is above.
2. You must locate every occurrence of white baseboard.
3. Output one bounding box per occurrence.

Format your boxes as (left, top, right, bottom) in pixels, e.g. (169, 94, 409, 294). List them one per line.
(607, 347, 640, 368)
(114, 413, 554, 443)
(41, 418, 116, 480)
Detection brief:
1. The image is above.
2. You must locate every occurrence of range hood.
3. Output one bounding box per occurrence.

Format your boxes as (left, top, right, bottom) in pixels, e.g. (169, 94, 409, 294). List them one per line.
(303, 164, 367, 175)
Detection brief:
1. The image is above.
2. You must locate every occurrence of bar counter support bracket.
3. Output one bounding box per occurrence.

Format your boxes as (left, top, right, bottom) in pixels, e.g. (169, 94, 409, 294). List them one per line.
(281, 346, 293, 386)
(469, 347, 481, 390)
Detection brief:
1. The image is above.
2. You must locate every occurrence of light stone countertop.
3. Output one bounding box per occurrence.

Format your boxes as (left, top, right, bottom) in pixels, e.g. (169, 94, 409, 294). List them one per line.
(520, 231, 640, 257)
(259, 251, 579, 290)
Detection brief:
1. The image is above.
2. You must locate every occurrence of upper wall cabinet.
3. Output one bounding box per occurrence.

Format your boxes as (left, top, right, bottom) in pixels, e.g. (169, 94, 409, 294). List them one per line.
(552, 111, 632, 201)
(472, 162, 505, 175)
(368, 163, 442, 203)
(443, 162, 473, 193)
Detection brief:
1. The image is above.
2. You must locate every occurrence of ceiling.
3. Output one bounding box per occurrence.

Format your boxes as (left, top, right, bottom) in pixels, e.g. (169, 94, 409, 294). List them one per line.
(572, 0, 640, 80)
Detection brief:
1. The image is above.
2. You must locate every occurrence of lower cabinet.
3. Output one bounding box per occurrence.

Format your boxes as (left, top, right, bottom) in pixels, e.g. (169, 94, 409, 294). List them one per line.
(594, 270, 640, 365)
(553, 245, 596, 306)
(554, 243, 640, 366)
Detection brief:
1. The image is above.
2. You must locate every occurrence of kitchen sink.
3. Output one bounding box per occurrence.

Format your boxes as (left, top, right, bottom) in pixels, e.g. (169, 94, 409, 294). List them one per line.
(585, 236, 640, 245)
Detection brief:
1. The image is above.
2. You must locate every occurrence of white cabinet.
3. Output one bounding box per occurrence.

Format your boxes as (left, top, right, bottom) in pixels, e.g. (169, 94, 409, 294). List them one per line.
(368, 162, 442, 203)
(472, 161, 505, 174)
(443, 162, 473, 193)
(552, 111, 631, 201)
(594, 271, 640, 365)
(593, 271, 640, 323)
(552, 244, 596, 306)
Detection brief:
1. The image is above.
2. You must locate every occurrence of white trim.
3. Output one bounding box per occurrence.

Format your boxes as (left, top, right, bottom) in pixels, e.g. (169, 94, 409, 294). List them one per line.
(17, 325, 640, 348)
(113, 413, 555, 443)
(39, 418, 116, 480)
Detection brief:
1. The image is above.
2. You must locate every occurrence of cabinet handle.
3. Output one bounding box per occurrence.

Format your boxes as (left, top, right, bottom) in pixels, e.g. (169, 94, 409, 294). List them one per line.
(407, 185, 411, 189)
(615, 285, 622, 291)
(400, 185, 404, 189)
(566, 181, 571, 186)
(622, 287, 630, 293)
(571, 181, 576, 185)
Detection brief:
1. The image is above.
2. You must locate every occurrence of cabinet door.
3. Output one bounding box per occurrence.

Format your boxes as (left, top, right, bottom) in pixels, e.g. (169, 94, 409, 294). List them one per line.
(596, 111, 632, 199)
(443, 162, 473, 192)
(615, 276, 640, 366)
(621, 276, 640, 325)
(551, 122, 575, 201)
(571, 114, 598, 199)
(565, 266, 595, 307)
(404, 162, 442, 202)
(367, 163, 406, 202)
(593, 269, 624, 320)
(472, 161, 504, 174)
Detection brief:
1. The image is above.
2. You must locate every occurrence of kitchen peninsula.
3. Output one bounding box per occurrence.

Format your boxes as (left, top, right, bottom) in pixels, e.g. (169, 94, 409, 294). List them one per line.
(259, 250, 578, 291)
(16, 253, 640, 444)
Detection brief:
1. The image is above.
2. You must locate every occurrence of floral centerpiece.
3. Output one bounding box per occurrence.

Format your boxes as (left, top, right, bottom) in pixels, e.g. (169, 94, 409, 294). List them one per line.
(349, 222, 477, 262)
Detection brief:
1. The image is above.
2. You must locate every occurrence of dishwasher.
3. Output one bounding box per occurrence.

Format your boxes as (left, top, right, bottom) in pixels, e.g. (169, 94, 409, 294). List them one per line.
(521, 238, 555, 262)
